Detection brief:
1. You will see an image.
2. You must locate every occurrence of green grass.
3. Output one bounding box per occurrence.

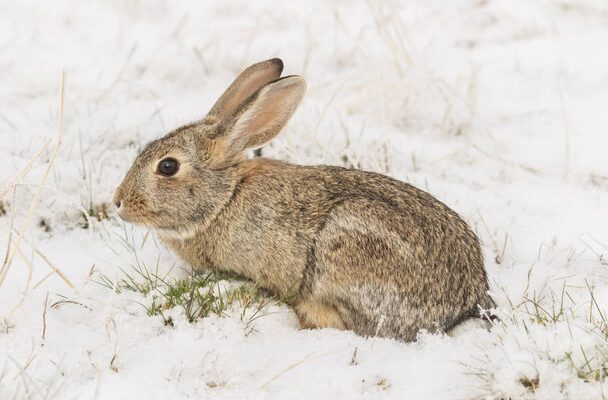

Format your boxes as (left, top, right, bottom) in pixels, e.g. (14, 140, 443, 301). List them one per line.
(514, 281, 608, 383)
(93, 263, 274, 329)
(466, 274, 608, 398)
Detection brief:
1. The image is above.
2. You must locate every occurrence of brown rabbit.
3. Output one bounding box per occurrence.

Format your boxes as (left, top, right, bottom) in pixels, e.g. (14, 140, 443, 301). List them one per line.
(113, 58, 494, 341)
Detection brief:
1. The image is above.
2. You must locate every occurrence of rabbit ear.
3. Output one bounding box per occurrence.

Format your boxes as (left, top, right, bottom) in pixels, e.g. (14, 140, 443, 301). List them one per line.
(222, 75, 306, 156)
(205, 58, 283, 123)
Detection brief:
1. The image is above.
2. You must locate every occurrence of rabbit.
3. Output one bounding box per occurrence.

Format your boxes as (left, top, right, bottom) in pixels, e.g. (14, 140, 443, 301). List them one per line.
(113, 58, 495, 341)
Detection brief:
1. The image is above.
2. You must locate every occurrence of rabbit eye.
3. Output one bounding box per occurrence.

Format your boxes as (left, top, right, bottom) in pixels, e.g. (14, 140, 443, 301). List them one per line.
(157, 158, 180, 176)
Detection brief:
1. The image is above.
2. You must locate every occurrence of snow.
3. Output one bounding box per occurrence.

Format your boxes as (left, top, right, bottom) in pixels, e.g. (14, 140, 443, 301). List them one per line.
(2, 0, 608, 398)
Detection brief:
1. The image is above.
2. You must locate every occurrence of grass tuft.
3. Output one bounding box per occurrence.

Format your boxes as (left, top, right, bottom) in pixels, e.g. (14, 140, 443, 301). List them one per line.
(93, 264, 273, 328)
(519, 375, 539, 392)
(466, 275, 608, 398)
(80, 202, 109, 229)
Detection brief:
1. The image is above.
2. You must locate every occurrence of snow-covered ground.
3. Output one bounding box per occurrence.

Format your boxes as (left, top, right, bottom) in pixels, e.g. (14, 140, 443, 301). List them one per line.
(2, 0, 608, 398)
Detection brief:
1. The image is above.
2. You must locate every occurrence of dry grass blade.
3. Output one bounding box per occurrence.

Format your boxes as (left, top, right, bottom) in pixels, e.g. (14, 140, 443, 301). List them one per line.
(0, 72, 66, 286)
(261, 348, 348, 389)
(42, 292, 49, 341)
(0, 137, 52, 200)
(11, 227, 74, 289)
(261, 352, 317, 389)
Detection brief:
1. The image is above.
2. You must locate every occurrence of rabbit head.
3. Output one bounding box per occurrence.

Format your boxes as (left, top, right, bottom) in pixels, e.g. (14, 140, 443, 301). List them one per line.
(113, 58, 306, 234)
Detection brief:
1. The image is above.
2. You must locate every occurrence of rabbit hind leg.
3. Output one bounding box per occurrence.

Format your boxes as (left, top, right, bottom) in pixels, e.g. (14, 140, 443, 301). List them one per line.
(294, 299, 346, 330)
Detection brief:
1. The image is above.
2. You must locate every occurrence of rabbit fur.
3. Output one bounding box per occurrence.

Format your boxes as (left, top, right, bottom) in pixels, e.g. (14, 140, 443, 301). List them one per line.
(114, 58, 495, 341)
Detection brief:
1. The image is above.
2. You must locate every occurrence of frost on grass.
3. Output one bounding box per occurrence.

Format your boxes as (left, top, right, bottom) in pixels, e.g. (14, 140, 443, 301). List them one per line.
(466, 269, 608, 399)
(92, 264, 273, 330)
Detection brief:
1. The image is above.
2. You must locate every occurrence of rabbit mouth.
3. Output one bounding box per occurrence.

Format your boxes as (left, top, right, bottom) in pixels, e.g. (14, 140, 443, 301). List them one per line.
(116, 207, 156, 227)
(118, 206, 184, 231)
